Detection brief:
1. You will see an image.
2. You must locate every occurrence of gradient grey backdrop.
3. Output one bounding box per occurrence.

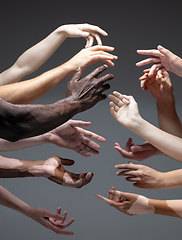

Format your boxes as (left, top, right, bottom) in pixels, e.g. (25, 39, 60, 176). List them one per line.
(0, 0, 182, 239)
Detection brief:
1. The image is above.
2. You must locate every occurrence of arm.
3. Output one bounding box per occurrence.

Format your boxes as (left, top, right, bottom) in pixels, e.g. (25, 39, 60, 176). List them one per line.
(0, 45, 117, 104)
(0, 23, 108, 85)
(114, 139, 162, 161)
(0, 65, 114, 142)
(0, 120, 106, 156)
(108, 92, 182, 163)
(0, 185, 74, 234)
(139, 69, 182, 137)
(115, 161, 182, 189)
(95, 187, 182, 218)
(0, 155, 93, 188)
(136, 45, 182, 78)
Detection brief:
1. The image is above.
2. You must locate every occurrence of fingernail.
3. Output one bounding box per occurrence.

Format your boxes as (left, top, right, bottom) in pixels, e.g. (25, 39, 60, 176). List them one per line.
(115, 165, 118, 168)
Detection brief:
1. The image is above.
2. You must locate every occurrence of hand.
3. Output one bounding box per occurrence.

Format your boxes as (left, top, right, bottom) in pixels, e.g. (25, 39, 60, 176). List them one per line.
(114, 139, 162, 161)
(136, 45, 182, 77)
(28, 206, 74, 235)
(66, 65, 114, 113)
(67, 45, 118, 70)
(59, 23, 108, 47)
(44, 156, 94, 188)
(115, 161, 164, 189)
(48, 120, 106, 157)
(95, 186, 154, 215)
(139, 69, 173, 102)
(108, 92, 140, 128)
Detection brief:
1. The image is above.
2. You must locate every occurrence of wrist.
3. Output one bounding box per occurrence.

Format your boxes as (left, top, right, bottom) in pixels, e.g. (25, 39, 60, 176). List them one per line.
(28, 160, 47, 177)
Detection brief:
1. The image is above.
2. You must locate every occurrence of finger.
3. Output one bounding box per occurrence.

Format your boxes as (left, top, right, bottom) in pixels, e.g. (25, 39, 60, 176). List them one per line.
(60, 158, 75, 166)
(115, 163, 139, 170)
(108, 94, 124, 108)
(136, 49, 161, 57)
(85, 35, 94, 48)
(125, 138, 133, 151)
(136, 57, 160, 67)
(88, 64, 108, 79)
(83, 129, 106, 143)
(44, 221, 74, 235)
(108, 190, 131, 200)
(80, 24, 108, 36)
(69, 120, 91, 128)
(92, 33, 102, 45)
(125, 176, 139, 182)
(109, 102, 120, 113)
(98, 73, 114, 84)
(77, 172, 94, 188)
(74, 146, 92, 157)
(109, 186, 115, 200)
(95, 194, 113, 206)
(78, 141, 100, 154)
(148, 63, 163, 77)
(116, 170, 138, 177)
(70, 67, 82, 82)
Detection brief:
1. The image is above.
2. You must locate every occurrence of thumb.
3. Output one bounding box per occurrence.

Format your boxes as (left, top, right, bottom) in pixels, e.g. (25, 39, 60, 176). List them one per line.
(60, 157, 75, 166)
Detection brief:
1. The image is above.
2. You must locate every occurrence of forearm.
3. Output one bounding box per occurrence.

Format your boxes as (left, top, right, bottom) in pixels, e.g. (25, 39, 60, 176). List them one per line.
(0, 96, 80, 142)
(0, 62, 73, 104)
(128, 117, 182, 162)
(156, 169, 182, 189)
(0, 185, 31, 216)
(157, 96, 182, 137)
(0, 27, 67, 85)
(148, 198, 182, 218)
(0, 156, 46, 178)
(0, 134, 48, 151)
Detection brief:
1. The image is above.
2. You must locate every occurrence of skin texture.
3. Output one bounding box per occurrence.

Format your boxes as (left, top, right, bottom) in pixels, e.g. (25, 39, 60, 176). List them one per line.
(136, 45, 182, 78)
(0, 156, 93, 188)
(0, 185, 74, 235)
(95, 187, 182, 218)
(0, 119, 106, 157)
(108, 91, 182, 163)
(0, 23, 109, 86)
(0, 45, 117, 104)
(0, 65, 113, 142)
(117, 69, 182, 161)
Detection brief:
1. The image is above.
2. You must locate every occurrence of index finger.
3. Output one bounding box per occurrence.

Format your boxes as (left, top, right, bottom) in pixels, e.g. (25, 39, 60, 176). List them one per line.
(137, 49, 161, 57)
(115, 163, 139, 170)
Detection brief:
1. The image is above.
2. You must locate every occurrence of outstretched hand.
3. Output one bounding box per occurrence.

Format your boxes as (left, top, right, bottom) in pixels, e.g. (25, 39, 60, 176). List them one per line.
(114, 138, 162, 161)
(48, 120, 106, 157)
(68, 45, 118, 70)
(108, 92, 140, 128)
(67, 65, 114, 113)
(115, 161, 164, 189)
(136, 45, 182, 78)
(139, 69, 173, 101)
(44, 156, 93, 188)
(95, 186, 153, 216)
(28, 206, 74, 235)
(60, 23, 108, 47)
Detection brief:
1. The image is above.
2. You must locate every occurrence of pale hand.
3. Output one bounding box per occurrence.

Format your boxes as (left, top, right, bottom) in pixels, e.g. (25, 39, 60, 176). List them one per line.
(115, 161, 164, 189)
(59, 23, 108, 47)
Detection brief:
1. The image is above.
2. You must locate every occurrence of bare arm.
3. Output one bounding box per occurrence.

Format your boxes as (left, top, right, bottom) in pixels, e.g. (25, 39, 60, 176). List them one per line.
(0, 45, 117, 104)
(115, 162, 182, 190)
(0, 23, 108, 85)
(96, 187, 182, 218)
(139, 69, 182, 137)
(108, 92, 182, 163)
(136, 45, 182, 78)
(0, 185, 74, 234)
(0, 155, 93, 188)
(0, 120, 106, 156)
(0, 65, 113, 142)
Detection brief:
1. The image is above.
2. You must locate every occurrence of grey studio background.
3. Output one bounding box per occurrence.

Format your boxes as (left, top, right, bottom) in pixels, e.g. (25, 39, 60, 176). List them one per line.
(0, 0, 182, 239)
